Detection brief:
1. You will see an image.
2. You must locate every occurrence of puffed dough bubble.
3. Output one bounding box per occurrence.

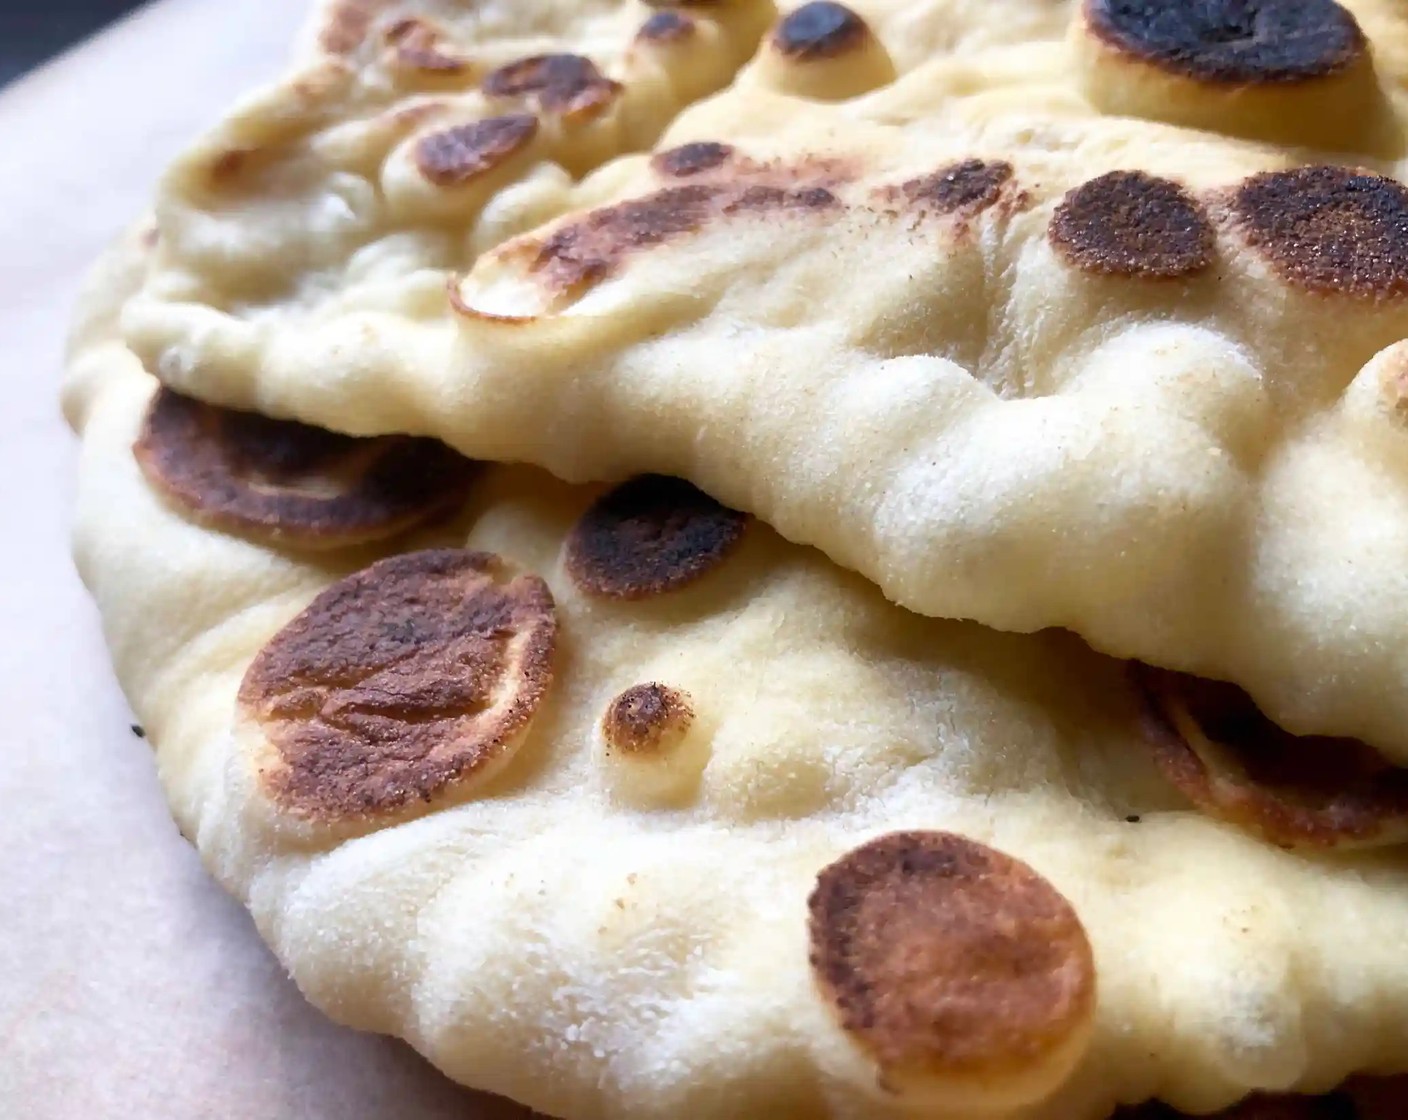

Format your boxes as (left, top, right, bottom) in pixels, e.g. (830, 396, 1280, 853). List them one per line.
(748, 2, 897, 100)
(597, 682, 710, 805)
(1070, 0, 1391, 152)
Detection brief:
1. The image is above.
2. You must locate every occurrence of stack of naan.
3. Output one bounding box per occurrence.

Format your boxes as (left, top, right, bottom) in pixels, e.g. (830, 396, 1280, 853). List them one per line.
(67, 1, 1408, 1115)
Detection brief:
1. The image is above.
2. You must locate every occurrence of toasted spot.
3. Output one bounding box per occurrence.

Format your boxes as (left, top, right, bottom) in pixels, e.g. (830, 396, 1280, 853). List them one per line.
(638, 10, 698, 43)
(603, 684, 695, 756)
(482, 54, 622, 120)
(1049, 170, 1213, 278)
(724, 184, 840, 212)
(133, 389, 480, 549)
(240, 549, 556, 823)
(773, 2, 869, 60)
(892, 159, 1015, 216)
(524, 169, 847, 295)
(1233, 166, 1408, 297)
(809, 832, 1095, 1109)
(385, 18, 468, 75)
(530, 184, 722, 292)
(1134, 665, 1408, 849)
(653, 141, 734, 178)
(415, 114, 538, 187)
(1085, 0, 1365, 85)
(565, 475, 748, 600)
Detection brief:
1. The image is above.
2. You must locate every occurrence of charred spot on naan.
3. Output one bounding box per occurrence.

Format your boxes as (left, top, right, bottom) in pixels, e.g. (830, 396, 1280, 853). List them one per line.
(1134, 664, 1408, 849)
(758, 1, 894, 99)
(653, 141, 735, 178)
(134, 389, 480, 549)
(384, 18, 470, 77)
(1083, 0, 1366, 86)
(602, 683, 695, 757)
(240, 549, 557, 825)
(1233, 167, 1408, 297)
(1050, 171, 1215, 279)
(564, 476, 748, 600)
(872, 159, 1023, 227)
(772, 1, 870, 61)
(808, 832, 1096, 1110)
(637, 10, 699, 45)
(485, 158, 851, 300)
(481, 54, 622, 122)
(414, 114, 539, 187)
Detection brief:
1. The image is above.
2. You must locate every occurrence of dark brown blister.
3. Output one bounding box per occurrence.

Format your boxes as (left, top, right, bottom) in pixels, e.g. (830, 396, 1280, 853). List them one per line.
(481, 54, 622, 120)
(134, 389, 480, 549)
(1233, 167, 1408, 297)
(240, 549, 557, 823)
(602, 683, 695, 755)
(652, 141, 735, 178)
(637, 10, 698, 44)
(564, 476, 748, 600)
(415, 114, 539, 186)
(1085, 0, 1365, 85)
(886, 159, 1016, 216)
(772, 2, 870, 60)
(385, 18, 470, 75)
(1134, 664, 1408, 848)
(1050, 170, 1214, 278)
(808, 831, 1095, 1083)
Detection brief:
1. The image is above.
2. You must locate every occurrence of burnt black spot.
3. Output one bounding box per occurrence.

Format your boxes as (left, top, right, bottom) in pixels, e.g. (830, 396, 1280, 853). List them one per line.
(899, 159, 1014, 214)
(652, 141, 734, 178)
(1124, 815, 1141, 823)
(773, 1, 869, 60)
(638, 10, 697, 43)
(1086, 0, 1365, 84)
(131, 724, 146, 739)
(1233, 166, 1408, 297)
(481, 54, 621, 117)
(564, 476, 749, 600)
(1049, 170, 1214, 278)
(415, 114, 538, 186)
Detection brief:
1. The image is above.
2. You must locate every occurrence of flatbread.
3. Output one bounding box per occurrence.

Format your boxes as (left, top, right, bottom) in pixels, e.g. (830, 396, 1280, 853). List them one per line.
(120, 0, 1408, 770)
(69, 235, 1408, 1120)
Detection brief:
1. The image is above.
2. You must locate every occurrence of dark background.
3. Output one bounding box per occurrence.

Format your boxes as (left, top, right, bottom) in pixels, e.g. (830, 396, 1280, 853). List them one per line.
(0, 1, 148, 88)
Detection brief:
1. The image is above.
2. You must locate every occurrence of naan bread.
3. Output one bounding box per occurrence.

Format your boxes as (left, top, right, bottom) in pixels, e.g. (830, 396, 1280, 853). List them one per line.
(120, 0, 1408, 771)
(70, 234, 1408, 1120)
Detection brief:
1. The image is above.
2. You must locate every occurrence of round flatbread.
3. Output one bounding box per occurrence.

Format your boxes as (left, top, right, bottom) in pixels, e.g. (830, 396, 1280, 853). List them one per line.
(119, 0, 1408, 774)
(68, 233, 1408, 1120)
